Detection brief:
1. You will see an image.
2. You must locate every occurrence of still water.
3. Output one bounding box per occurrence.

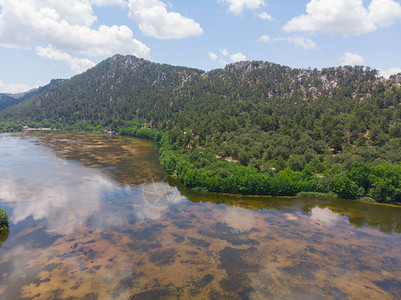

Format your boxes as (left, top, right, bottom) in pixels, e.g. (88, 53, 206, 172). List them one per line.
(0, 132, 400, 299)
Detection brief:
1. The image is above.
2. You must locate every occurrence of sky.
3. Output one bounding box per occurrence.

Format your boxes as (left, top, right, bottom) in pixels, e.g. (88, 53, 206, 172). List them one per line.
(0, 0, 401, 93)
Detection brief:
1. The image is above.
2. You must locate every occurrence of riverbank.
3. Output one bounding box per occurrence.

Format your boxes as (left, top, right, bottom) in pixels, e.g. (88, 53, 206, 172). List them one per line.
(118, 127, 401, 205)
(3, 127, 401, 205)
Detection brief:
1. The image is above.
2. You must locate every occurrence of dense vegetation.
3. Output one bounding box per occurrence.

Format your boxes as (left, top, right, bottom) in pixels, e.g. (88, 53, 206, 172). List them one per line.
(1, 55, 401, 203)
(0, 207, 8, 231)
(0, 121, 23, 132)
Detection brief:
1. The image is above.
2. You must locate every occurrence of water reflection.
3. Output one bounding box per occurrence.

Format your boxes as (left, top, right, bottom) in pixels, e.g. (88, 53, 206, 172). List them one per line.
(0, 133, 400, 299)
(176, 183, 401, 235)
(1, 137, 119, 234)
(307, 207, 343, 226)
(222, 206, 258, 233)
(0, 229, 9, 248)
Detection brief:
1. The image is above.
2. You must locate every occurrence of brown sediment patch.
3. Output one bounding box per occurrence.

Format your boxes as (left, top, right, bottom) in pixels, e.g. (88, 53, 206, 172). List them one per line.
(149, 249, 177, 266)
(28, 132, 163, 186)
(2, 202, 400, 299)
(19, 229, 144, 299)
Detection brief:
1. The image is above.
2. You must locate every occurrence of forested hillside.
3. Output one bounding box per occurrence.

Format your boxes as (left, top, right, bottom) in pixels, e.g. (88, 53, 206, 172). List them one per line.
(2, 54, 401, 203)
(1, 56, 203, 125)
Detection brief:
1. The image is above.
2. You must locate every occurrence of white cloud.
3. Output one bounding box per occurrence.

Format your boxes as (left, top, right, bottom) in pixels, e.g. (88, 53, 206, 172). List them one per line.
(379, 67, 401, 78)
(287, 37, 316, 49)
(219, 0, 265, 15)
(90, 0, 127, 7)
(274, 37, 316, 50)
(283, 0, 375, 36)
(283, 0, 401, 36)
(230, 52, 246, 62)
(368, 0, 401, 27)
(339, 52, 365, 65)
(220, 48, 229, 56)
(258, 11, 272, 20)
(41, 0, 97, 27)
(36, 45, 96, 74)
(257, 34, 270, 42)
(210, 49, 246, 65)
(219, 59, 229, 66)
(0, 0, 150, 59)
(208, 51, 218, 61)
(0, 80, 33, 94)
(128, 0, 203, 39)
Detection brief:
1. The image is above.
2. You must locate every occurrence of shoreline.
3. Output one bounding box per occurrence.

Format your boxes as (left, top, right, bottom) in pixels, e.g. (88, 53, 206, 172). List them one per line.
(2, 130, 401, 207)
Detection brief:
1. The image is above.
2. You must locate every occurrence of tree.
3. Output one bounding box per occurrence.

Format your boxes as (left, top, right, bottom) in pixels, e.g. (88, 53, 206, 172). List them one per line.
(238, 151, 249, 166)
(331, 175, 361, 199)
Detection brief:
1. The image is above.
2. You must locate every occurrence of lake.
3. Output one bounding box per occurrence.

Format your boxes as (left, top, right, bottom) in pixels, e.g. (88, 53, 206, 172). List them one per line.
(0, 132, 400, 299)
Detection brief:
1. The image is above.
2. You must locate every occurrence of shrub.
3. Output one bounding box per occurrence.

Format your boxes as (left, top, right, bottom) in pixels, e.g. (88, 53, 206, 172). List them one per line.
(331, 175, 362, 199)
(0, 208, 9, 231)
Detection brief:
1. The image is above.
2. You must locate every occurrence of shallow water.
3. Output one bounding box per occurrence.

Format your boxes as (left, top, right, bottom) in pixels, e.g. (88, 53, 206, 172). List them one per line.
(0, 132, 400, 299)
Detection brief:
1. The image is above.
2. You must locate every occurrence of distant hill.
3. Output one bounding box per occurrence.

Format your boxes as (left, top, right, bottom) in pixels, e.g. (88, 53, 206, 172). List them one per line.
(0, 94, 19, 111)
(1, 54, 401, 203)
(0, 79, 64, 111)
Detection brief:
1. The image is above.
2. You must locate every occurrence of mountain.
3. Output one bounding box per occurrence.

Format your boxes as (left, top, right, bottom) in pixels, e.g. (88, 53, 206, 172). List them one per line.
(1, 54, 401, 203)
(0, 94, 19, 111)
(0, 56, 203, 124)
(0, 79, 64, 111)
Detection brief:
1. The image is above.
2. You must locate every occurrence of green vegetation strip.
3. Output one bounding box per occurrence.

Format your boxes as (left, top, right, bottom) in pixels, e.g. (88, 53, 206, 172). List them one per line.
(121, 126, 401, 205)
(108, 123, 401, 204)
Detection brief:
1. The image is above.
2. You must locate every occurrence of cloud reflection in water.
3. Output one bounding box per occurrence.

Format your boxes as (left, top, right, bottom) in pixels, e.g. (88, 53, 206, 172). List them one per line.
(223, 206, 258, 233)
(0, 134, 184, 235)
(308, 207, 343, 226)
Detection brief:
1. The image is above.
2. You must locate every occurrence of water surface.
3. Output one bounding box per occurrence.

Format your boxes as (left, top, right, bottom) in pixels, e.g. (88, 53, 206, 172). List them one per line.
(0, 132, 400, 299)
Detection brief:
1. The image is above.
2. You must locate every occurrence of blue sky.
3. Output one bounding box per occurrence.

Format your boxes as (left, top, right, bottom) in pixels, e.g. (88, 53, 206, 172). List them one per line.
(0, 0, 401, 93)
